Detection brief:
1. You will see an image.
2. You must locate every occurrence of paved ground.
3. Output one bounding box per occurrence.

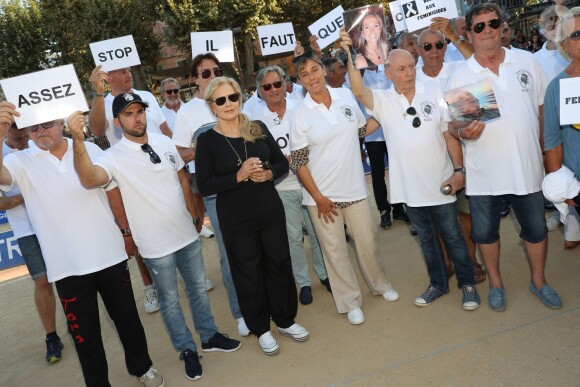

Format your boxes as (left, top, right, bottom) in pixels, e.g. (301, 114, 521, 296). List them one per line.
(1, 182, 579, 386)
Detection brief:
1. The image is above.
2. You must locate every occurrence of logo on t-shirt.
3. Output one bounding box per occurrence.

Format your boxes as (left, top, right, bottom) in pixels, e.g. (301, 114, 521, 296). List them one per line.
(340, 105, 355, 121)
(165, 152, 178, 171)
(516, 69, 532, 92)
(420, 101, 435, 121)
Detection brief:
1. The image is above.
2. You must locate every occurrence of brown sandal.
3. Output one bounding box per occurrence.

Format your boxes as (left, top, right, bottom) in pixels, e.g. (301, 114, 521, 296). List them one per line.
(473, 262, 486, 284)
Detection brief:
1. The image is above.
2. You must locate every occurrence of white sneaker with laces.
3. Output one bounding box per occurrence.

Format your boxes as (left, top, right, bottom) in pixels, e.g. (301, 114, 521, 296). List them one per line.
(382, 289, 400, 302)
(258, 332, 279, 356)
(199, 225, 215, 238)
(139, 367, 164, 387)
(144, 286, 160, 314)
(277, 323, 309, 342)
(546, 211, 561, 231)
(347, 307, 365, 325)
(205, 278, 214, 291)
(237, 317, 251, 337)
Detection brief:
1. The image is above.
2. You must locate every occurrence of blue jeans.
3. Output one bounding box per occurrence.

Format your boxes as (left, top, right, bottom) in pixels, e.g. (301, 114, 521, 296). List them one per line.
(406, 202, 475, 291)
(143, 240, 217, 352)
(469, 192, 547, 244)
(204, 195, 242, 320)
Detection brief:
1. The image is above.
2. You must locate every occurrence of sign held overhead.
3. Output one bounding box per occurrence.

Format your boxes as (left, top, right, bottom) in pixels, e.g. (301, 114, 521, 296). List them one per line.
(89, 35, 141, 72)
(257, 22, 296, 56)
(191, 31, 235, 63)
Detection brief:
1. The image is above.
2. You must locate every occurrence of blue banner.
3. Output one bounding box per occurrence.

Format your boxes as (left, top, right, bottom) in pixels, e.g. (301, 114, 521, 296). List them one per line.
(0, 229, 25, 270)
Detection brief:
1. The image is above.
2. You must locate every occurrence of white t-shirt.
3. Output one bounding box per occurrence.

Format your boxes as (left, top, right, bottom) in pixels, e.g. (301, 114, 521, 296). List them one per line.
(247, 99, 300, 191)
(416, 61, 462, 91)
(95, 133, 197, 258)
(533, 42, 570, 81)
(368, 82, 455, 207)
(104, 89, 165, 146)
(290, 86, 367, 206)
(445, 42, 467, 62)
(161, 102, 183, 132)
(243, 93, 265, 118)
(1, 139, 127, 282)
(446, 48, 547, 195)
(1, 140, 34, 239)
(172, 97, 217, 173)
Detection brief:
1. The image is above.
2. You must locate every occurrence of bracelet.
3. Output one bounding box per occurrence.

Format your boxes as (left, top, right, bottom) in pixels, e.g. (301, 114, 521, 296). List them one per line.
(458, 128, 463, 140)
(120, 227, 132, 236)
(93, 92, 105, 97)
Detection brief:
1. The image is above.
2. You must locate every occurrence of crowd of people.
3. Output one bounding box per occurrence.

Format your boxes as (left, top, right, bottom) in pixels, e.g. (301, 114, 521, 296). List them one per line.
(0, 2, 579, 386)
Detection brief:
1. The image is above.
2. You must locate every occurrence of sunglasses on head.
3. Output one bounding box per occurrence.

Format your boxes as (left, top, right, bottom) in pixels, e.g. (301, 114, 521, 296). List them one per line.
(472, 18, 501, 34)
(141, 143, 161, 164)
(261, 81, 283, 91)
(164, 89, 179, 95)
(27, 121, 56, 132)
(422, 41, 445, 51)
(200, 68, 223, 79)
(212, 93, 240, 106)
(568, 30, 580, 41)
(406, 107, 422, 128)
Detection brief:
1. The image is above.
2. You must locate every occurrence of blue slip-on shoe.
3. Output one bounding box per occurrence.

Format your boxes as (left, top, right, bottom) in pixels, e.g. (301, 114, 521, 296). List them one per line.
(488, 288, 506, 312)
(529, 282, 562, 309)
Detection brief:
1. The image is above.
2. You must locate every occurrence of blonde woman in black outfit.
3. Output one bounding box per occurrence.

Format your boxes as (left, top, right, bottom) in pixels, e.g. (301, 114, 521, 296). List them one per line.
(196, 77, 309, 356)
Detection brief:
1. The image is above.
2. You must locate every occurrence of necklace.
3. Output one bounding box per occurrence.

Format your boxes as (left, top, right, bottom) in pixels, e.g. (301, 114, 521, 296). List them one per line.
(216, 126, 247, 167)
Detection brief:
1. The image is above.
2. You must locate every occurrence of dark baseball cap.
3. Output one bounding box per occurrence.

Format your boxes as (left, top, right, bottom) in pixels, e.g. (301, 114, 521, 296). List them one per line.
(112, 93, 149, 117)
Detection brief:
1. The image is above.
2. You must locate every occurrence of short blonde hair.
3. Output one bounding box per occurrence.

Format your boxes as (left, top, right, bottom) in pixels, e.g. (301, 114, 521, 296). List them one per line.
(556, 7, 580, 61)
(204, 77, 263, 142)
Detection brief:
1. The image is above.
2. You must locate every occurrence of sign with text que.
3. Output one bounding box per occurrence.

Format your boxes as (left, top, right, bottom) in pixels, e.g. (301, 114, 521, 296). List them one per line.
(308, 6, 345, 50)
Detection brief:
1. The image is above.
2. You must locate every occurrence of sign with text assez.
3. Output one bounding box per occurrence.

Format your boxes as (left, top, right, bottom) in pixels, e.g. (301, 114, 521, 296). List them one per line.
(397, 0, 458, 32)
(257, 22, 296, 56)
(89, 35, 141, 72)
(308, 6, 345, 50)
(0, 64, 89, 129)
(191, 31, 235, 63)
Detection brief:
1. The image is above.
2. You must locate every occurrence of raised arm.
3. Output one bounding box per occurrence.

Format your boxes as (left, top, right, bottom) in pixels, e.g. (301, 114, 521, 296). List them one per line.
(88, 66, 109, 137)
(339, 29, 375, 110)
(0, 102, 19, 186)
(430, 17, 474, 59)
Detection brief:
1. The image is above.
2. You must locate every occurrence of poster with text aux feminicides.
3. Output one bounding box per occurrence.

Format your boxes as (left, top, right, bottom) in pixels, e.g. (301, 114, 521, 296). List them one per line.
(397, 0, 458, 33)
(191, 31, 235, 63)
(257, 22, 296, 56)
(0, 64, 89, 129)
(89, 35, 141, 72)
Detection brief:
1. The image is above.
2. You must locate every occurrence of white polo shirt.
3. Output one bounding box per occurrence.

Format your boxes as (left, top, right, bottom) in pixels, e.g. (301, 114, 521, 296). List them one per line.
(533, 42, 569, 81)
(161, 101, 183, 132)
(290, 86, 367, 206)
(445, 43, 467, 62)
(104, 89, 165, 146)
(95, 133, 197, 259)
(1, 139, 127, 282)
(1, 140, 34, 239)
(368, 82, 454, 207)
(447, 47, 547, 195)
(247, 99, 300, 191)
(416, 61, 462, 91)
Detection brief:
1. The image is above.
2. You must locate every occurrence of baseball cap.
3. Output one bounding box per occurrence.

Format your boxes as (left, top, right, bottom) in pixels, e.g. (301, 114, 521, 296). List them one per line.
(112, 93, 149, 117)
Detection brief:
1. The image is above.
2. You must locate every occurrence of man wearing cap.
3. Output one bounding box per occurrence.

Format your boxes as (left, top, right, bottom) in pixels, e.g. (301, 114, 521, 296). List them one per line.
(68, 93, 241, 382)
(0, 102, 163, 387)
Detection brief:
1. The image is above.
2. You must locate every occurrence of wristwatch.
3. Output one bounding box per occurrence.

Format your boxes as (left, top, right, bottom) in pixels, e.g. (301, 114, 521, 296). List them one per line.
(455, 36, 466, 45)
(193, 217, 201, 226)
(120, 228, 132, 237)
(454, 167, 466, 175)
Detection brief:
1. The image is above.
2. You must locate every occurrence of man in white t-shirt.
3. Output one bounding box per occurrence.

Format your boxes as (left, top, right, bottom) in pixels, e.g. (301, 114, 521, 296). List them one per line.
(446, 3, 561, 312)
(159, 77, 183, 131)
(68, 93, 241, 382)
(0, 103, 163, 387)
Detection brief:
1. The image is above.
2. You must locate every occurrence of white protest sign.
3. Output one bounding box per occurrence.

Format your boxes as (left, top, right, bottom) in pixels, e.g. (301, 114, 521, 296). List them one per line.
(0, 64, 89, 129)
(397, 0, 458, 32)
(559, 78, 580, 126)
(191, 31, 235, 63)
(389, 1, 408, 32)
(89, 35, 141, 72)
(257, 22, 296, 56)
(308, 6, 345, 50)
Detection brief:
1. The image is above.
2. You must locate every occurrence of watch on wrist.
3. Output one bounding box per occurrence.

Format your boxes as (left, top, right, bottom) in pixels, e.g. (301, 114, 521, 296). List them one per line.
(455, 36, 466, 45)
(454, 167, 466, 175)
(120, 227, 132, 237)
(193, 217, 201, 226)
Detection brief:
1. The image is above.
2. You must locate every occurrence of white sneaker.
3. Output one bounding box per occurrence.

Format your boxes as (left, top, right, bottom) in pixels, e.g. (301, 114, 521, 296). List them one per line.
(237, 317, 251, 337)
(546, 211, 561, 231)
(347, 307, 365, 325)
(139, 367, 164, 387)
(199, 225, 215, 238)
(205, 278, 214, 291)
(382, 289, 400, 302)
(144, 286, 160, 314)
(258, 332, 279, 356)
(277, 323, 309, 342)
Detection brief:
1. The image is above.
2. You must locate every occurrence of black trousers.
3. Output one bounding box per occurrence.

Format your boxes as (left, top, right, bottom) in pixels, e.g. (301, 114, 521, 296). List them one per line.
(55, 260, 151, 387)
(365, 141, 404, 215)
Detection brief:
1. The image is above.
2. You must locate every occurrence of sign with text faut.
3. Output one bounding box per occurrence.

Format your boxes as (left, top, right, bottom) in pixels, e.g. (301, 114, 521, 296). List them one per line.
(89, 35, 141, 72)
(397, 0, 458, 32)
(308, 6, 345, 50)
(389, 1, 408, 33)
(257, 22, 296, 56)
(191, 31, 235, 62)
(559, 78, 580, 127)
(0, 65, 89, 129)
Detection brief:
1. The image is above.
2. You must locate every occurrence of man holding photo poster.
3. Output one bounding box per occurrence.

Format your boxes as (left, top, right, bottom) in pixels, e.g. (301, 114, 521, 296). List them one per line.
(344, 4, 390, 69)
(446, 3, 561, 312)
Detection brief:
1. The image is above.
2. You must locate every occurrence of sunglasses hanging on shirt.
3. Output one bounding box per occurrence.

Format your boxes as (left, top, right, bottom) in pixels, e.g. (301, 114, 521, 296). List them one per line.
(141, 143, 161, 164)
(406, 107, 422, 128)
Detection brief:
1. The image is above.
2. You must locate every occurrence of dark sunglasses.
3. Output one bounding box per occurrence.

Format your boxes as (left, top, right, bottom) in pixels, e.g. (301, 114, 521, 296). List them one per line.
(200, 68, 223, 79)
(212, 93, 240, 106)
(141, 143, 161, 164)
(568, 30, 580, 41)
(164, 89, 179, 95)
(406, 107, 421, 128)
(261, 81, 283, 91)
(472, 19, 501, 34)
(27, 121, 55, 132)
(422, 41, 445, 51)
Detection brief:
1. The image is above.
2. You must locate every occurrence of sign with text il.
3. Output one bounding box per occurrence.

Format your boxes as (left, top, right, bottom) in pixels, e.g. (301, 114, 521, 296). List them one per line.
(389, 1, 408, 33)
(397, 0, 458, 32)
(559, 78, 580, 126)
(89, 35, 141, 72)
(308, 6, 345, 50)
(191, 31, 234, 63)
(0, 65, 89, 129)
(257, 22, 296, 56)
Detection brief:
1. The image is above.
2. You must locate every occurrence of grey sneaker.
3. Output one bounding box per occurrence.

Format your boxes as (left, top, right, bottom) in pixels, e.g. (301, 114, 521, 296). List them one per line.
(139, 368, 164, 387)
(277, 323, 309, 342)
(414, 286, 449, 306)
(461, 285, 480, 311)
(144, 286, 160, 314)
